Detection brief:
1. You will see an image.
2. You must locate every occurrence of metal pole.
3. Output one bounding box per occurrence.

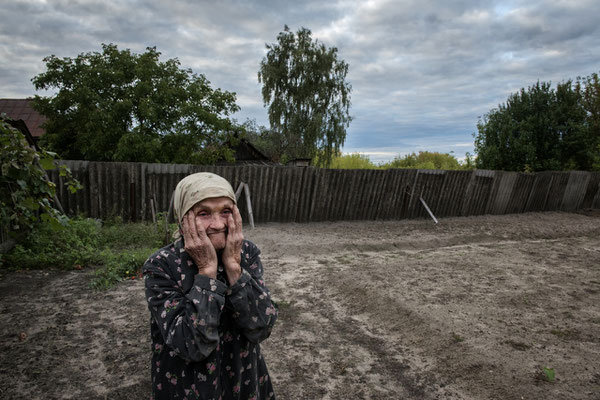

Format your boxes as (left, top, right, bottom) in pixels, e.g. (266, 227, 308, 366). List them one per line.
(419, 196, 438, 224)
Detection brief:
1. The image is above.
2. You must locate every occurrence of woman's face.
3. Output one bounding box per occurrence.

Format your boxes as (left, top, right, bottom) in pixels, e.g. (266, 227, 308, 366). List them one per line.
(190, 197, 235, 251)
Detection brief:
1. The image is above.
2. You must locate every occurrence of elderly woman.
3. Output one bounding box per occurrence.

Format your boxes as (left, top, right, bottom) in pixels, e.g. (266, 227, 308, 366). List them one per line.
(143, 172, 277, 399)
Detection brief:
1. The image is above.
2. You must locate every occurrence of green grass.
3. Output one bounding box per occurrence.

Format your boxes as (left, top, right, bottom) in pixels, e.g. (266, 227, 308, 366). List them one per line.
(89, 247, 156, 290)
(2, 216, 176, 290)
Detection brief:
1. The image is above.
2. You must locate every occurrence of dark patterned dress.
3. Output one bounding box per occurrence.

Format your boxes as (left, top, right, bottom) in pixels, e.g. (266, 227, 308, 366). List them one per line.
(143, 239, 277, 400)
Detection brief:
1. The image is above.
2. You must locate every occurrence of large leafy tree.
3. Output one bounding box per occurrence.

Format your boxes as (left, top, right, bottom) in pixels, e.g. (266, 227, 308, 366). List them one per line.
(258, 26, 352, 166)
(32, 43, 241, 164)
(474, 77, 599, 171)
(575, 72, 600, 170)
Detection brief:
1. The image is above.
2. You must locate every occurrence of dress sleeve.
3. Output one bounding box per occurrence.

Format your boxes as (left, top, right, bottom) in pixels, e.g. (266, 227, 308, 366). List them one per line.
(225, 241, 278, 343)
(143, 252, 228, 362)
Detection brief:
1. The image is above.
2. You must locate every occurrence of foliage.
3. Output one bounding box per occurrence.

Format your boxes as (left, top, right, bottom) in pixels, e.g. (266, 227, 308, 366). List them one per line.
(89, 247, 154, 290)
(2, 215, 166, 289)
(323, 152, 377, 169)
(4, 217, 101, 269)
(541, 366, 556, 382)
(575, 72, 600, 170)
(258, 26, 352, 167)
(32, 43, 241, 164)
(99, 218, 164, 249)
(0, 118, 81, 237)
(384, 151, 471, 170)
(241, 119, 285, 163)
(309, 150, 473, 170)
(474, 73, 600, 171)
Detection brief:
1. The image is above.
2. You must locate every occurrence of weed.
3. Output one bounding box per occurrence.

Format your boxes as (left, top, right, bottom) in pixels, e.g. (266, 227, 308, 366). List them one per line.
(540, 366, 556, 382)
(272, 299, 298, 323)
(452, 333, 465, 343)
(89, 248, 153, 290)
(99, 221, 163, 249)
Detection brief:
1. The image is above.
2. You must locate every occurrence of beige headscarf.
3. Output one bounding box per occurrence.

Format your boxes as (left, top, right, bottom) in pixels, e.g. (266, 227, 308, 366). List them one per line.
(172, 172, 236, 238)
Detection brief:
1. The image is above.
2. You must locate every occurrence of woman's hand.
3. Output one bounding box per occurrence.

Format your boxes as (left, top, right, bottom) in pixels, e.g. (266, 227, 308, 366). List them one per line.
(182, 210, 218, 279)
(223, 205, 244, 285)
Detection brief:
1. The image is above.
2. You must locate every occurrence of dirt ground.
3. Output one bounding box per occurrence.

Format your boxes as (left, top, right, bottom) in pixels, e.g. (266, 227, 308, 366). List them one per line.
(1, 212, 599, 400)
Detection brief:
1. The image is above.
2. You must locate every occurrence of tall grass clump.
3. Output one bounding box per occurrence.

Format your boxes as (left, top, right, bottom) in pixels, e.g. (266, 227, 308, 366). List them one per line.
(3, 215, 172, 289)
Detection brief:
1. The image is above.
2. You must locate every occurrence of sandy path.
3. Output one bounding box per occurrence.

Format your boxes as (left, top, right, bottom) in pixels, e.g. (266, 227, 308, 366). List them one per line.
(0, 211, 599, 399)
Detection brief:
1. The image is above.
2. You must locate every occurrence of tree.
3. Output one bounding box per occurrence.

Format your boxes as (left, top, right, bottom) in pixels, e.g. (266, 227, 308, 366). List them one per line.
(384, 151, 467, 170)
(1, 118, 80, 252)
(32, 43, 241, 164)
(575, 72, 600, 170)
(258, 26, 352, 167)
(474, 76, 599, 171)
(315, 151, 376, 169)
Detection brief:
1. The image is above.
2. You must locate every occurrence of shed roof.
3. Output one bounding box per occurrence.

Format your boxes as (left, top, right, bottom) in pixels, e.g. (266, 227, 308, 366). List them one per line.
(0, 99, 47, 138)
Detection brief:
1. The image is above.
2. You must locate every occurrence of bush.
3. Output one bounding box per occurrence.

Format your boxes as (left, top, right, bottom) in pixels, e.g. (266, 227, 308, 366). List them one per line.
(327, 153, 377, 169)
(4, 218, 101, 270)
(2, 216, 169, 290)
(383, 151, 464, 170)
(0, 118, 81, 237)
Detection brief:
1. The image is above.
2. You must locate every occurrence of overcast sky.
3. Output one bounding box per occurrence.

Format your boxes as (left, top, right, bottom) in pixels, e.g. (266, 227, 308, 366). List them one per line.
(2, 0, 599, 163)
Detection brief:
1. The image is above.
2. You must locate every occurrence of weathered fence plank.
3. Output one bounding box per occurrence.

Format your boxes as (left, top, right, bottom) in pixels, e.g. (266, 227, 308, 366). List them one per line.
(52, 161, 599, 223)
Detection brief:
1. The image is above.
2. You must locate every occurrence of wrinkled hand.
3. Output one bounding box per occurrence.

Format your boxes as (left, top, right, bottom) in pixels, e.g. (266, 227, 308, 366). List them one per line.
(182, 210, 217, 279)
(223, 205, 244, 285)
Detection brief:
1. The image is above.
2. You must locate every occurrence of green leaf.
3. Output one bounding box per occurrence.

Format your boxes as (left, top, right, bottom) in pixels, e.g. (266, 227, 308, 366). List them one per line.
(39, 157, 56, 170)
(542, 366, 555, 382)
(21, 197, 39, 211)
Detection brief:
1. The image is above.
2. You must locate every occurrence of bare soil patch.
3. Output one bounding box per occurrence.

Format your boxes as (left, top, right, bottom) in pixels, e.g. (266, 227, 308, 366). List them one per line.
(1, 212, 599, 399)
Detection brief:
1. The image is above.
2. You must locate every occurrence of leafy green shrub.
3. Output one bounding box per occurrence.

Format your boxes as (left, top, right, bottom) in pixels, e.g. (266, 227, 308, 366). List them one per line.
(2, 215, 165, 290)
(0, 118, 81, 236)
(3, 217, 101, 270)
(383, 151, 466, 170)
(327, 153, 377, 169)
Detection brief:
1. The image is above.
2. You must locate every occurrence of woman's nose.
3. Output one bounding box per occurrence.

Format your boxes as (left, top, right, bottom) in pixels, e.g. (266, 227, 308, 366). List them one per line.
(209, 214, 226, 229)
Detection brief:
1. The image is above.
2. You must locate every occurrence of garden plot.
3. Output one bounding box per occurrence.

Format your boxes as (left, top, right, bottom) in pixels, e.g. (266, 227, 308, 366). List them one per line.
(1, 212, 599, 399)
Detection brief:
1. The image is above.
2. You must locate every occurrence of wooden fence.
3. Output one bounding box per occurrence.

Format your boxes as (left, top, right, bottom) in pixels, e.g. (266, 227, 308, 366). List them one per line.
(47, 161, 600, 223)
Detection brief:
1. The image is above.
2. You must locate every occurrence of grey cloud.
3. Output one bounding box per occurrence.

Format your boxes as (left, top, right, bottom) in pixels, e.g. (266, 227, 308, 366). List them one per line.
(1, 0, 598, 162)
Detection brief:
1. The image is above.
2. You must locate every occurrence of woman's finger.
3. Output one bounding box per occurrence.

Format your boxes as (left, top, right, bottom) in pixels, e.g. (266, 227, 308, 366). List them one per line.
(227, 213, 236, 234)
(181, 213, 191, 240)
(195, 213, 209, 242)
(233, 205, 243, 230)
(185, 211, 198, 240)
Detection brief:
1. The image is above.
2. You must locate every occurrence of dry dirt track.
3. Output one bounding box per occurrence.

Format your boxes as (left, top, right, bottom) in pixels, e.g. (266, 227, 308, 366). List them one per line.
(1, 212, 599, 399)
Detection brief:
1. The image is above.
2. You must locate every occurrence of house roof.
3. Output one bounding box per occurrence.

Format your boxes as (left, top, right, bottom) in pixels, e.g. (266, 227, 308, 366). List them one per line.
(0, 99, 47, 138)
(233, 138, 271, 162)
(216, 137, 276, 165)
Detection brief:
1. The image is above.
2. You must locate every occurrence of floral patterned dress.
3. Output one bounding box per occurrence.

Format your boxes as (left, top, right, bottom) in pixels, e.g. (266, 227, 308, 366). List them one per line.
(143, 239, 277, 400)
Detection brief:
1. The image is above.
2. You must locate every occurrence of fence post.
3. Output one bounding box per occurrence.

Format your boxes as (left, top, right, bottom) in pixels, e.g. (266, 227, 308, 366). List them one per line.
(461, 169, 477, 216)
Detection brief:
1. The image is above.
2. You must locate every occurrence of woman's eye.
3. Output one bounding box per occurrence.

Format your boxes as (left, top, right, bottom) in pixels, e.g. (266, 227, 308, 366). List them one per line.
(222, 209, 232, 215)
(198, 211, 208, 217)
